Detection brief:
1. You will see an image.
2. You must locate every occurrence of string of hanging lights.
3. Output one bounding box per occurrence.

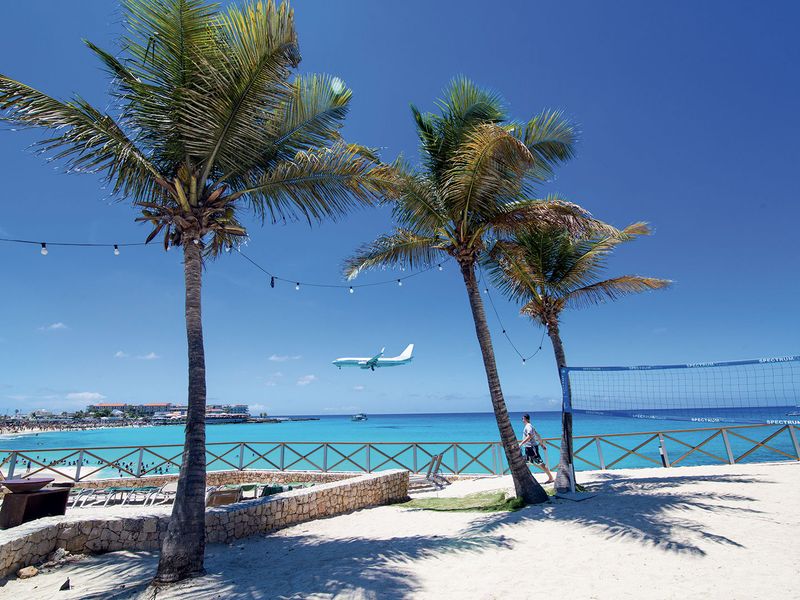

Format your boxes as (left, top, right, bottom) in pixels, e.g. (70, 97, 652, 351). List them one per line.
(0, 235, 447, 291)
(478, 267, 547, 364)
(0, 237, 147, 256)
(1, 235, 542, 361)
(235, 248, 443, 292)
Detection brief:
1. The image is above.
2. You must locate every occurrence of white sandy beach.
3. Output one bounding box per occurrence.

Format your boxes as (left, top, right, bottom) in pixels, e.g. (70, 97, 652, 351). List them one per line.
(2, 461, 798, 599)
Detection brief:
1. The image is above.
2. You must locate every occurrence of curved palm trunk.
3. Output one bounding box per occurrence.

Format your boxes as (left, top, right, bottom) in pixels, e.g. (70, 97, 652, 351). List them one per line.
(156, 241, 208, 583)
(546, 319, 574, 493)
(459, 261, 547, 504)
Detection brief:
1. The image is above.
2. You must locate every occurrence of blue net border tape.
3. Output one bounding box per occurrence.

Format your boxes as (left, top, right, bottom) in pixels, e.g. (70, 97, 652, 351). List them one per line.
(562, 355, 800, 373)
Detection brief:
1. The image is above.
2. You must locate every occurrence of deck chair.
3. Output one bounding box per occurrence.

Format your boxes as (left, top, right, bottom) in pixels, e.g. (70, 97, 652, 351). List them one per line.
(121, 486, 159, 505)
(103, 487, 138, 506)
(80, 487, 112, 507)
(149, 481, 178, 505)
(408, 454, 447, 491)
(222, 483, 260, 499)
(206, 487, 242, 507)
(259, 484, 284, 497)
(68, 488, 93, 507)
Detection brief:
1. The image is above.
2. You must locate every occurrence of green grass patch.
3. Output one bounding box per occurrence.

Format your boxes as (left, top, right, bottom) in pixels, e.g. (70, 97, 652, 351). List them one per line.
(402, 490, 528, 512)
(402, 481, 587, 512)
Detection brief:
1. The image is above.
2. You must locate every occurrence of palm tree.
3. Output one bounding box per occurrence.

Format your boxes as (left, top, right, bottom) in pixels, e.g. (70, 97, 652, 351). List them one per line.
(1, 0, 392, 582)
(486, 222, 670, 492)
(344, 77, 605, 504)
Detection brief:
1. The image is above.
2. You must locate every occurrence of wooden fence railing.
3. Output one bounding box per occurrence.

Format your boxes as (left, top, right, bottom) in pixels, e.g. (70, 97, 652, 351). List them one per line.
(1, 424, 797, 482)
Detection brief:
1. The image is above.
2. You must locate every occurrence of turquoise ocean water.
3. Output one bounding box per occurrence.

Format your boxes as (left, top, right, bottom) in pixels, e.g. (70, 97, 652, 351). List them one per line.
(1, 412, 795, 476)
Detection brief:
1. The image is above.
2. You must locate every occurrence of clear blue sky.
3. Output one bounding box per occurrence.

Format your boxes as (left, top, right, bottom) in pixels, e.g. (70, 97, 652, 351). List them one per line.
(1, 1, 798, 416)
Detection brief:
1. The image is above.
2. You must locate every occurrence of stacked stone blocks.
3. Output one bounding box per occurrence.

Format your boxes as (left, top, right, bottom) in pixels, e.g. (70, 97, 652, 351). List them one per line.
(0, 469, 408, 579)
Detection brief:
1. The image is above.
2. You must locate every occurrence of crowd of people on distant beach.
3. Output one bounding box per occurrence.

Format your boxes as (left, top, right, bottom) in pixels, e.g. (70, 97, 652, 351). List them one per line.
(0, 420, 152, 437)
(19, 455, 172, 478)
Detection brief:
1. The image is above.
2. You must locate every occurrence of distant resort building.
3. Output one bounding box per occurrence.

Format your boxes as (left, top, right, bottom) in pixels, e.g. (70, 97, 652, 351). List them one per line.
(86, 402, 250, 420)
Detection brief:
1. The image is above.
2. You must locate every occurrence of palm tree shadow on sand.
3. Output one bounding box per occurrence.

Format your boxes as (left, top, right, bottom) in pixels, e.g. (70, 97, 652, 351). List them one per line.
(18, 472, 772, 599)
(36, 531, 512, 600)
(464, 472, 771, 556)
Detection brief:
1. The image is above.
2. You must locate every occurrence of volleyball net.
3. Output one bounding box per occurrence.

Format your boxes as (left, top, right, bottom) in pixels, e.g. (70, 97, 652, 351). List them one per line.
(562, 355, 800, 425)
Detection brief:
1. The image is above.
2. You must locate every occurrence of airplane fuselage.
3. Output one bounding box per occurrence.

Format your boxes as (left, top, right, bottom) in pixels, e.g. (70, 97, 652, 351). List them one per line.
(332, 344, 414, 371)
(332, 357, 414, 370)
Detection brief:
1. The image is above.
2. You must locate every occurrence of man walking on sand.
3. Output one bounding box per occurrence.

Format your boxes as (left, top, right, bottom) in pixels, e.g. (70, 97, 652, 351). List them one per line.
(520, 414, 554, 483)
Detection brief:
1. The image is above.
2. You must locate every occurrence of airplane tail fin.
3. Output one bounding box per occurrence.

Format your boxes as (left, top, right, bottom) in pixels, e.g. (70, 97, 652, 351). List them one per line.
(398, 344, 414, 360)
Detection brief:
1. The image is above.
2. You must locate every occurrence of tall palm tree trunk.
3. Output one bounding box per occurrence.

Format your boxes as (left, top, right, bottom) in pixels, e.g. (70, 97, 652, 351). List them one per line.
(546, 320, 574, 493)
(459, 261, 547, 504)
(156, 240, 208, 582)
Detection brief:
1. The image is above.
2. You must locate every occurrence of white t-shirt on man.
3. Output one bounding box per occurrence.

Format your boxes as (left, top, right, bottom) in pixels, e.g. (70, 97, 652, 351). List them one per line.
(523, 423, 535, 448)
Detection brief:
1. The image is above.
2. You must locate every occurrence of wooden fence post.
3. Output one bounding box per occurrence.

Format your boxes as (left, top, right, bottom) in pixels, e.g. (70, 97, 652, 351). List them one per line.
(721, 429, 735, 464)
(658, 433, 670, 467)
(788, 425, 800, 460)
(595, 438, 606, 470)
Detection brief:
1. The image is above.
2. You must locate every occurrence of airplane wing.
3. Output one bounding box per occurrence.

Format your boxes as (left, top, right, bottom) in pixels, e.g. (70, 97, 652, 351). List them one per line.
(365, 347, 385, 370)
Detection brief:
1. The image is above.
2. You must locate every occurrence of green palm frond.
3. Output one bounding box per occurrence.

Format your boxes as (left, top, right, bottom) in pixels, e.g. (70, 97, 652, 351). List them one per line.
(122, 0, 220, 87)
(269, 74, 350, 153)
(486, 218, 668, 322)
(490, 195, 620, 237)
(83, 39, 142, 91)
(234, 143, 396, 224)
(485, 240, 543, 306)
(557, 222, 651, 289)
(0, 75, 163, 199)
(4, 0, 395, 256)
(346, 78, 579, 280)
(343, 229, 446, 280)
(389, 165, 448, 235)
(411, 104, 438, 154)
(119, 0, 222, 165)
(418, 77, 508, 181)
(510, 109, 577, 180)
(436, 76, 506, 125)
(187, 0, 300, 183)
(564, 276, 671, 309)
(444, 124, 535, 231)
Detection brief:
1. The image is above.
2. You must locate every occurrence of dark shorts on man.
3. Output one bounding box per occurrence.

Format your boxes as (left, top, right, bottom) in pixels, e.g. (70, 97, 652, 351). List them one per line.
(524, 445, 544, 465)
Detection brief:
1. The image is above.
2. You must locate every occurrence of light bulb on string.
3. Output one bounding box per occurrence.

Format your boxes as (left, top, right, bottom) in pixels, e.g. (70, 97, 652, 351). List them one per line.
(295, 283, 300, 291)
(349, 286, 354, 294)
(40, 243, 48, 256)
(397, 279, 402, 287)
(113, 244, 120, 256)
(438, 264, 443, 271)
(270, 276, 275, 288)
(483, 288, 488, 294)
(522, 358, 526, 365)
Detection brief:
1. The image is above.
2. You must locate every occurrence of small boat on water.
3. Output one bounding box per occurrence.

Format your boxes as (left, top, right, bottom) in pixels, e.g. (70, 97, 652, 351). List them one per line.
(351, 413, 368, 422)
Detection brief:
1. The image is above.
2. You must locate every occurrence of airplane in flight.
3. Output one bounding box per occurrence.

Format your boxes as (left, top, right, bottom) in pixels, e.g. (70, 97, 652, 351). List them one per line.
(332, 344, 414, 371)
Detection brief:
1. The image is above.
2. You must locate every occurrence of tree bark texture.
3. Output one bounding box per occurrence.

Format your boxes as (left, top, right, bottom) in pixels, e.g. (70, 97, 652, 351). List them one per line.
(459, 261, 548, 504)
(156, 240, 208, 582)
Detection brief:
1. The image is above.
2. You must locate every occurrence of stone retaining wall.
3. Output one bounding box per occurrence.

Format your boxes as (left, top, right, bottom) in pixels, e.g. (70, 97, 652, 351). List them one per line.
(0, 469, 408, 580)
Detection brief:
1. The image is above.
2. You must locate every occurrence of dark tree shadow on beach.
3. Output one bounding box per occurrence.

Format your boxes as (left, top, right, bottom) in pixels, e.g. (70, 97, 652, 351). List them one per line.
(21, 527, 511, 599)
(4, 551, 160, 600)
(463, 472, 772, 556)
(9, 472, 775, 599)
(152, 530, 512, 600)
